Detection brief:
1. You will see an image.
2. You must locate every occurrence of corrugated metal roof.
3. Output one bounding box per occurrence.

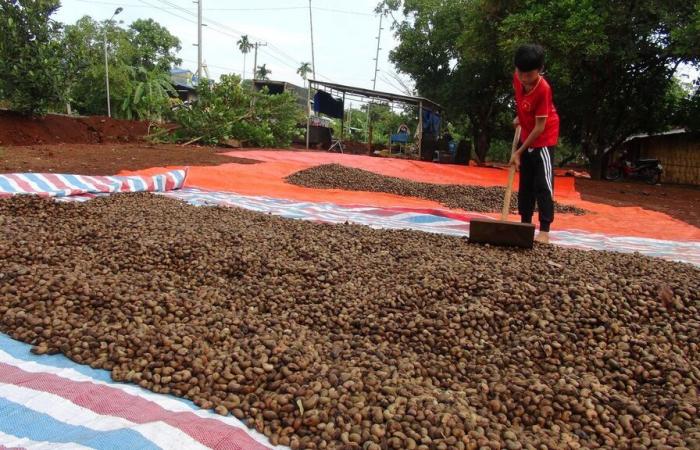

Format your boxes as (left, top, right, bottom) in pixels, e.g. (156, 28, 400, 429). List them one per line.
(308, 79, 443, 112)
(624, 128, 688, 142)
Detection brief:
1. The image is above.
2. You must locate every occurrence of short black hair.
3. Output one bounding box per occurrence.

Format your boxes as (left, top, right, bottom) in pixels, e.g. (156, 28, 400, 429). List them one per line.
(514, 44, 545, 72)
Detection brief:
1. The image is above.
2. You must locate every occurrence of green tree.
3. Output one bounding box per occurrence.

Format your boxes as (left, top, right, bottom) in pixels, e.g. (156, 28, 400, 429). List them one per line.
(676, 78, 700, 132)
(297, 62, 312, 81)
(256, 64, 271, 80)
(128, 18, 182, 71)
(237, 35, 253, 79)
(498, 0, 700, 178)
(172, 74, 302, 147)
(61, 15, 181, 119)
(0, 0, 65, 113)
(383, 0, 699, 175)
(62, 15, 133, 116)
(381, 0, 512, 163)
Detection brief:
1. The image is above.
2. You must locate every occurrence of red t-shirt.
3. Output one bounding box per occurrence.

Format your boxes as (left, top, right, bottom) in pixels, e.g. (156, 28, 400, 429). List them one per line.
(513, 72, 560, 147)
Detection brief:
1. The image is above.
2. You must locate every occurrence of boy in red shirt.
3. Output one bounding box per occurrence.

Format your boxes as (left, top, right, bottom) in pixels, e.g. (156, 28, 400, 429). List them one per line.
(510, 44, 560, 244)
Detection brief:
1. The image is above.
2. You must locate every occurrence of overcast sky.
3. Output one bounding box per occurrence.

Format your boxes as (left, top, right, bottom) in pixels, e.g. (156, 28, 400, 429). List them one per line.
(54, 0, 698, 99)
(54, 0, 412, 99)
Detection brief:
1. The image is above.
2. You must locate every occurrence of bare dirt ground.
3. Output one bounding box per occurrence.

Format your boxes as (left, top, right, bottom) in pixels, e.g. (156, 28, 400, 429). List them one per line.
(0, 110, 148, 146)
(2, 142, 698, 227)
(0, 143, 260, 175)
(1, 112, 698, 227)
(576, 178, 700, 228)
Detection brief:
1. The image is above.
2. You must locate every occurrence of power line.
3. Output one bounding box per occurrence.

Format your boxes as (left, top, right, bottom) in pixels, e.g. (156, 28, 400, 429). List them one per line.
(75, 0, 148, 6)
(149, 0, 336, 82)
(182, 58, 236, 72)
(206, 6, 307, 11)
(314, 7, 373, 17)
(81, 0, 338, 81)
(98, 0, 337, 82)
(150, 0, 302, 67)
(137, 0, 198, 25)
(76, 0, 373, 16)
(203, 5, 373, 16)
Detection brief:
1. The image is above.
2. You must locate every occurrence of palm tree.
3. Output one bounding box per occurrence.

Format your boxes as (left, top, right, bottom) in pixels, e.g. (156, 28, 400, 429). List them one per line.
(237, 35, 253, 80)
(297, 62, 312, 81)
(255, 64, 271, 80)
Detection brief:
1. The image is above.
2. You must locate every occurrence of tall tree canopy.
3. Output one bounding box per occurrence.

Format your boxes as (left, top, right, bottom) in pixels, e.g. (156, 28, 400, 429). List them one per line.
(0, 0, 65, 113)
(382, 0, 700, 175)
(498, 0, 700, 176)
(61, 15, 181, 118)
(128, 18, 182, 71)
(380, 0, 522, 163)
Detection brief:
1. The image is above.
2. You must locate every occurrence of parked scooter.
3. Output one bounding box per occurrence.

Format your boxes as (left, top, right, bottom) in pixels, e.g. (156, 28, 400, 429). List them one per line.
(606, 151, 663, 185)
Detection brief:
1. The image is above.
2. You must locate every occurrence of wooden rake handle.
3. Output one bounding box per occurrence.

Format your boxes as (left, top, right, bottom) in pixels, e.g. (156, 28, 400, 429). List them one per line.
(501, 126, 522, 221)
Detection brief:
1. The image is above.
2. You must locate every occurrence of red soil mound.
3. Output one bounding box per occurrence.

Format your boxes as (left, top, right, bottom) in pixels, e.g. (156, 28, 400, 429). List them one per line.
(0, 110, 149, 146)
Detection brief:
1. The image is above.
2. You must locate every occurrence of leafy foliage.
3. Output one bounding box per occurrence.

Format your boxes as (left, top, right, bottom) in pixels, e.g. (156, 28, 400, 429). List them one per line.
(0, 0, 65, 113)
(62, 16, 131, 116)
(171, 75, 303, 147)
(128, 18, 182, 71)
(121, 67, 177, 120)
(60, 15, 181, 120)
(332, 104, 418, 145)
(381, 0, 512, 163)
(382, 0, 700, 175)
(498, 0, 700, 177)
(676, 79, 700, 132)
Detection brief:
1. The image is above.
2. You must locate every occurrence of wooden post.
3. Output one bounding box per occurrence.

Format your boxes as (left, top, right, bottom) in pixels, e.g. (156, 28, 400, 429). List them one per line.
(366, 102, 372, 155)
(340, 91, 346, 141)
(418, 101, 423, 160)
(306, 79, 312, 150)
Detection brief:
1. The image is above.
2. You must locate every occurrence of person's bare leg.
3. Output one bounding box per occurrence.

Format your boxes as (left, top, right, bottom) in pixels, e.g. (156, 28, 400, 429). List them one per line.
(535, 231, 550, 244)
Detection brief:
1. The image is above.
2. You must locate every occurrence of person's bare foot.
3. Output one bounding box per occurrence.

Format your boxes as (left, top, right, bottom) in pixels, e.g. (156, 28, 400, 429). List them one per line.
(535, 231, 550, 244)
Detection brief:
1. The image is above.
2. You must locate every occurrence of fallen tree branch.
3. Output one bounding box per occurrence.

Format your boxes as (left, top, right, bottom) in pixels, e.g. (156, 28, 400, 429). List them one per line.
(181, 136, 203, 146)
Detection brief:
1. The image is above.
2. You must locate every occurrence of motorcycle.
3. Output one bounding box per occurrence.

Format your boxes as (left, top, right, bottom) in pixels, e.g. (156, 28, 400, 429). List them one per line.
(606, 152, 663, 185)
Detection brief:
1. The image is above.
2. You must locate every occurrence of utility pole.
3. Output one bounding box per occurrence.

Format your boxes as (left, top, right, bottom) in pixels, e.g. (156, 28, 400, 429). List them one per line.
(306, 0, 316, 152)
(371, 13, 383, 91)
(252, 41, 267, 80)
(197, 0, 203, 79)
(104, 7, 123, 118)
(366, 13, 383, 152)
(308, 0, 317, 80)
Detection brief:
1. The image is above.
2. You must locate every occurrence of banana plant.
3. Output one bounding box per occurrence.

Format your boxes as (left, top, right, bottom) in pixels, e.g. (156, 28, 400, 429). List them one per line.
(121, 66, 176, 121)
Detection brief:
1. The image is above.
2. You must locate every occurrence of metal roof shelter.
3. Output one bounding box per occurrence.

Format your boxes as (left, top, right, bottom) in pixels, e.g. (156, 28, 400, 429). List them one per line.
(305, 79, 444, 154)
(252, 80, 309, 109)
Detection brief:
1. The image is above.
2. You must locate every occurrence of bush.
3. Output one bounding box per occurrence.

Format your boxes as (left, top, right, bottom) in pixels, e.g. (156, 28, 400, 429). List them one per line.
(485, 139, 512, 163)
(171, 75, 303, 147)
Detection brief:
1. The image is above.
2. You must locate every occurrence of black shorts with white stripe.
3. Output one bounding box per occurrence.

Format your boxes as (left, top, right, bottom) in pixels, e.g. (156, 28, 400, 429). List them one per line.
(518, 146, 555, 232)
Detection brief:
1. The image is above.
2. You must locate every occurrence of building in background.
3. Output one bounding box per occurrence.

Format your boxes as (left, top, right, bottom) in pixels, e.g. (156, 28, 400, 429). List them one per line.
(620, 129, 700, 185)
(170, 68, 197, 103)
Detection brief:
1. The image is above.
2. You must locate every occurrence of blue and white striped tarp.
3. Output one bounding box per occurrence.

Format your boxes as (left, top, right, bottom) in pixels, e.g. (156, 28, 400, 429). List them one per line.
(0, 170, 187, 198)
(0, 333, 282, 450)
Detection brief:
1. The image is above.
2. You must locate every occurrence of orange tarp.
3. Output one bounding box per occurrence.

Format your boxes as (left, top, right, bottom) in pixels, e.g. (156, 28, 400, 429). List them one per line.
(122, 150, 700, 242)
